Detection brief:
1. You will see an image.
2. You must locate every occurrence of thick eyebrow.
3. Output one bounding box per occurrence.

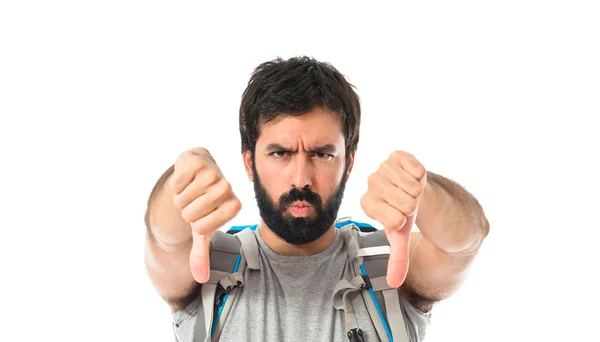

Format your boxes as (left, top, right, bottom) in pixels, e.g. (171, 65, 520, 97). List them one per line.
(264, 143, 338, 154)
(265, 143, 292, 153)
(312, 144, 337, 154)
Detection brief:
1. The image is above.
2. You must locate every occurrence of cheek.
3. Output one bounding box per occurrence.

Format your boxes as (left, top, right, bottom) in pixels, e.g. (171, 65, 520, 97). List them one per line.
(257, 169, 287, 203)
(261, 166, 282, 181)
(316, 169, 345, 199)
(256, 155, 280, 178)
(259, 171, 286, 196)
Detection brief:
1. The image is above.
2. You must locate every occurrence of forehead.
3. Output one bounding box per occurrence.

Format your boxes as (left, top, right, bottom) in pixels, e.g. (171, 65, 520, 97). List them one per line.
(258, 107, 344, 147)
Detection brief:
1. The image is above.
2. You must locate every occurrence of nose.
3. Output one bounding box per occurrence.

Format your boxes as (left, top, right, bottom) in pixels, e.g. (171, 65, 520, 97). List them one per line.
(290, 155, 313, 189)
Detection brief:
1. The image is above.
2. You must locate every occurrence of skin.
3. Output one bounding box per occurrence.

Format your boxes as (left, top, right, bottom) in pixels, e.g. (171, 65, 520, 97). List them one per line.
(242, 106, 488, 307)
(145, 105, 489, 313)
(243, 107, 354, 257)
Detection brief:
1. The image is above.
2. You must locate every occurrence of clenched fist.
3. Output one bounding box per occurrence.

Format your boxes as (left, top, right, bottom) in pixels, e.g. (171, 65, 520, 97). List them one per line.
(170, 147, 242, 283)
(360, 151, 427, 288)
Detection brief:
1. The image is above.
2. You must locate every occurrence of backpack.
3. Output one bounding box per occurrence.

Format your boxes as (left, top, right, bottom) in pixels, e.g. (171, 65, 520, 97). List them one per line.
(192, 216, 410, 342)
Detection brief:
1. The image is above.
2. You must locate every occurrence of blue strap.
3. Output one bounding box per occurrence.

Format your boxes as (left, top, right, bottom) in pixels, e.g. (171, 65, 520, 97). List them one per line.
(336, 220, 375, 229)
(340, 220, 374, 229)
(360, 264, 393, 342)
(227, 224, 258, 233)
(226, 220, 375, 233)
(211, 254, 242, 337)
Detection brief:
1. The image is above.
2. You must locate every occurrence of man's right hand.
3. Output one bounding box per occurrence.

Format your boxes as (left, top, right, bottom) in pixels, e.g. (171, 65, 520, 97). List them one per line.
(170, 147, 242, 283)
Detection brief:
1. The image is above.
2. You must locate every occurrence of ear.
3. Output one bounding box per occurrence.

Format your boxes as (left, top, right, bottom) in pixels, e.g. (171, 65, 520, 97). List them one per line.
(345, 151, 356, 181)
(243, 151, 254, 182)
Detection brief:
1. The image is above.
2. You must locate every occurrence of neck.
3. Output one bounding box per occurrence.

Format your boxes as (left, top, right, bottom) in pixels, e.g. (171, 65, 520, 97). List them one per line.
(258, 219, 337, 256)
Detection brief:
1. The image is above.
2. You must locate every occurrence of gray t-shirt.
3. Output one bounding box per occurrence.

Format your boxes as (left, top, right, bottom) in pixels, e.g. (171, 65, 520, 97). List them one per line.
(173, 229, 432, 341)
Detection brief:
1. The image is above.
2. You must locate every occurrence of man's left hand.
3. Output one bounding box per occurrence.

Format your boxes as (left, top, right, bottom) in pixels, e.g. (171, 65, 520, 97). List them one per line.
(360, 151, 428, 288)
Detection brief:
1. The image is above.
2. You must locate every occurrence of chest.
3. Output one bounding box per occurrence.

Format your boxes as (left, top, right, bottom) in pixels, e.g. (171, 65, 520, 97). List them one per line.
(217, 253, 380, 342)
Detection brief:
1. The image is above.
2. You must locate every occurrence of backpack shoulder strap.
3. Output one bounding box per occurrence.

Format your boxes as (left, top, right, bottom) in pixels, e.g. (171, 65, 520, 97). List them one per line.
(193, 227, 254, 342)
(339, 222, 410, 342)
(335, 216, 377, 232)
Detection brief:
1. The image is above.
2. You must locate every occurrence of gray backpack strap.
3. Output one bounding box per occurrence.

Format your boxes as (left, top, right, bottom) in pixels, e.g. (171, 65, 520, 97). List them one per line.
(332, 276, 368, 341)
(193, 229, 247, 342)
(235, 228, 261, 270)
(339, 224, 410, 342)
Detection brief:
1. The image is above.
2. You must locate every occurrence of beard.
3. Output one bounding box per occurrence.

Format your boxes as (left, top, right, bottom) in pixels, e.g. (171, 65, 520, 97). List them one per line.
(252, 159, 348, 245)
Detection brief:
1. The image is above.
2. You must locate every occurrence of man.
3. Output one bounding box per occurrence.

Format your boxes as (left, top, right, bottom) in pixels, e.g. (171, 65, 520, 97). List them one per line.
(144, 56, 490, 341)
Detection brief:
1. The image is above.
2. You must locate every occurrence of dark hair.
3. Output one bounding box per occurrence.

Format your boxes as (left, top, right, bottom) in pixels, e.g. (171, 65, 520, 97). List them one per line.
(239, 56, 361, 157)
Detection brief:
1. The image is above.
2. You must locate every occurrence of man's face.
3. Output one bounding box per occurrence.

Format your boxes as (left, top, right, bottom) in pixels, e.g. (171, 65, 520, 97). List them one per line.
(244, 107, 355, 245)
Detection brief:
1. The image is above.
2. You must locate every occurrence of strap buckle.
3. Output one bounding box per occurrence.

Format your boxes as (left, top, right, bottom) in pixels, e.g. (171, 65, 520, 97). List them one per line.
(214, 283, 229, 307)
(347, 328, 365, 342)
(361, 274, 372, 289)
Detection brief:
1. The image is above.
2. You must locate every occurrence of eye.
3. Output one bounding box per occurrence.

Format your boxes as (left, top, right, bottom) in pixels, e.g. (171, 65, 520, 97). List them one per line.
(271, 151, 289, 158)
(314, 152, 333, 160)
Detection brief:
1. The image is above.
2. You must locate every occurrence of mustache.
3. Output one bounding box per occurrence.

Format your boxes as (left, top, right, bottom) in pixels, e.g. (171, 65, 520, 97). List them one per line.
(278, 186, 322, 209)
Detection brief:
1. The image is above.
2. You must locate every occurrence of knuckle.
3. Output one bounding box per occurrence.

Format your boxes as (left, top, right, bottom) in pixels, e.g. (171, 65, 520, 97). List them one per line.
(413, 181, 424, 196)
(390, 212, 406, 229)
(231, 198, 242, 215)
(222, 180, 233, 195)
(223, 198, 241, 219)
(174, 151, 188, 167)
(214, 181, 231, 202)
(177, 150, 194, 165)
(169, 174, 182, 192)
(204, 171, 220, 187)
(191, 147, 209, 155)
(191, 220, 210, 235)
(414, 165, 427, 180)
(367, 173, 378, 188)
(180, 207, 193, 223)
(360, 194, 368, 208)
(172, 194, 185, 209)
(404, 199, 417, 215)
(189, 156, 206, 171)
(401, 150, 415, 159)
(360, 195, 374, 215)
(391, 150, 406, 160)
(382, 218, 394, 230)
(405, 181, 423, 198)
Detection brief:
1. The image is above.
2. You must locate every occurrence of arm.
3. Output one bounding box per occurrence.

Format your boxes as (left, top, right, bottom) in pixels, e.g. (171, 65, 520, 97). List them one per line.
(143, 165, 199, 313)
(144, 148, 242, 313)
(400, 171, 490, 312)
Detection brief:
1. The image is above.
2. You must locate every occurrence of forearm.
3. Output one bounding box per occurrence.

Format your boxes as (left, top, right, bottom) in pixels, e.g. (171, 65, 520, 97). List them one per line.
(144, 164, 192, 252)
(416, 171, 490, 255)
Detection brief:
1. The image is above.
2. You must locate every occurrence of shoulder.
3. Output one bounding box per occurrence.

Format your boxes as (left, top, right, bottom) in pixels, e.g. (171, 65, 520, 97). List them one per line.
(172, 297, 201, 342)
(398, 292, 432, 341)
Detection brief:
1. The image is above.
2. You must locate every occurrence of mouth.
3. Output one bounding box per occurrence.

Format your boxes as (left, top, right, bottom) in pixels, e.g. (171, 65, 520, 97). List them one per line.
(288, 201, 312, 217)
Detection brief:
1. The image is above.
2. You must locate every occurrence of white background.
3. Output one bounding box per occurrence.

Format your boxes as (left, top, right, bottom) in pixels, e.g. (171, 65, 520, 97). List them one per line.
(1, 1, 599, 341)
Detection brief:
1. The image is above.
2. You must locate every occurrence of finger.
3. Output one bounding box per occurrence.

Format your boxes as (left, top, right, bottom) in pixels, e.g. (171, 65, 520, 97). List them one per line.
(190, 231, 212, 283)
(390, 151, 427, 182)
(180, 194, 219, 224)
(170, 161, 198, 195)
(361, 193, 407, 231)
(361, 193, 387, 224)
(373, 174, 419, 217)
(178, 180, 230, 223)
(173, 171, 220, 209)
(385, 224, 411, 288)
(380, 163, 424, 199)
(171, 152, 211, 195)
(190, 195, 242, 235)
